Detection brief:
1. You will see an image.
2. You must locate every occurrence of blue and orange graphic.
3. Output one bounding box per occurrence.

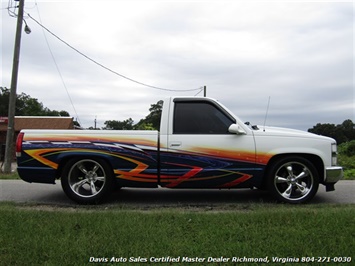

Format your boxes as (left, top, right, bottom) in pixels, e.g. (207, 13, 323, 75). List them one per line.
(18, 133, 271, 188)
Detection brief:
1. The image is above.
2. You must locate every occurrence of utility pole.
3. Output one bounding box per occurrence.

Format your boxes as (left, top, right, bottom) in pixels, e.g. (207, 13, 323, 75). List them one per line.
(203, 85, 206, 97)
(3, 0, 25, 173)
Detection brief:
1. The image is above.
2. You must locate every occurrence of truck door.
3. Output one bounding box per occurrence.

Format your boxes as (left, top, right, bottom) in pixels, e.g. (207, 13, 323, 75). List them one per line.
(160, 98, 260, 189)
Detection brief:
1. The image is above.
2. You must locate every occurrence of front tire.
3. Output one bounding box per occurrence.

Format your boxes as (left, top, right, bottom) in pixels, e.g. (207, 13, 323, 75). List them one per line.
(267, 156, 319, 204)
(61, 158, 114, 204)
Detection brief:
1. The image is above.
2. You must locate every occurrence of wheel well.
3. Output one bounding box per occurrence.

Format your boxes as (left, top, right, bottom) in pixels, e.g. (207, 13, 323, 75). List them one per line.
(262, 153, 325, 187)
(55, 155, 114, 179)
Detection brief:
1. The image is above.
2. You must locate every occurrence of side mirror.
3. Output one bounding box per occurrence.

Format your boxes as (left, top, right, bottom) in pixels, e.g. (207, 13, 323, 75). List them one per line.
(228, 124, 246, 135)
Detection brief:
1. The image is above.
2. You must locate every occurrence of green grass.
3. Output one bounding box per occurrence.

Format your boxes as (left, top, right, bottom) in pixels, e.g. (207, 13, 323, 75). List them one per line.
(0, 203, 354, 265)
(0, 171, 19, 180)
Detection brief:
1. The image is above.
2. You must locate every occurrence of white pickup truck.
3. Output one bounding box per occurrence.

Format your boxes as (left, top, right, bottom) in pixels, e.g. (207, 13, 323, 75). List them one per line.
(16, 96, 343, 204)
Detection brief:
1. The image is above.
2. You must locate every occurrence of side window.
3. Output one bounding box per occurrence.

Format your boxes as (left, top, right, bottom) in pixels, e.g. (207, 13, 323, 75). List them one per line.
(173, 102, 235, 134)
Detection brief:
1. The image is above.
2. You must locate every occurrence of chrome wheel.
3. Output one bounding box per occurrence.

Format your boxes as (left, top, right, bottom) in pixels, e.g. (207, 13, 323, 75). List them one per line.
(268, 157, 319, 203)
(61, 158, 113, 204)
(68, 159, 106, 198)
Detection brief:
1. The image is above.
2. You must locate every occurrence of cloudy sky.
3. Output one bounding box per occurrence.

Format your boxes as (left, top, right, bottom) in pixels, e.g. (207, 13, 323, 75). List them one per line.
(1, 0, 353, 130)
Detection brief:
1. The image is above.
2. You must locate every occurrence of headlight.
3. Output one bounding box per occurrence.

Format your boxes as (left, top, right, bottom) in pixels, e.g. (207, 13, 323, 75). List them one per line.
(331, 143, 338, 166)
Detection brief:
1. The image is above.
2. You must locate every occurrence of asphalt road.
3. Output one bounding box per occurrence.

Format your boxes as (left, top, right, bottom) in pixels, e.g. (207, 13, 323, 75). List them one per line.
(0, 180, 354, 206)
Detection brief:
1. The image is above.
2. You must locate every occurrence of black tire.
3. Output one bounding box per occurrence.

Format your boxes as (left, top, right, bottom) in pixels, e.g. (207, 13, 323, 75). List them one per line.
(61, 158, 114, 204)
(267, 156, 319, 204)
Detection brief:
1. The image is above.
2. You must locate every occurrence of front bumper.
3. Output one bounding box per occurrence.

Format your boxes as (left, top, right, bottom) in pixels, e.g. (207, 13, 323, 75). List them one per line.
(324, 166, 343, 183)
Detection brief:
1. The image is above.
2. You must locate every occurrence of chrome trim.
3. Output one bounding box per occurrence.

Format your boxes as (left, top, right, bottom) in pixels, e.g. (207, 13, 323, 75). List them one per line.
(325, 166, 343, 183)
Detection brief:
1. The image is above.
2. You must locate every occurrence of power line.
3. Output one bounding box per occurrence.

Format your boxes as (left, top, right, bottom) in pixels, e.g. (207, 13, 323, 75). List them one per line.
(194, 87, 204, 96)
(6, 0, 17, 17)
(26, 12, 203, 93)
(34, 2, 81, 125)
(7, 1, 82, 124)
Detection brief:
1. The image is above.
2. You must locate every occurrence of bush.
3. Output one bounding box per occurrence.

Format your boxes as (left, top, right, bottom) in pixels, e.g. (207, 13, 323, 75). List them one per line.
(338, 142, 355, 179)
(338, 140, 355, 157)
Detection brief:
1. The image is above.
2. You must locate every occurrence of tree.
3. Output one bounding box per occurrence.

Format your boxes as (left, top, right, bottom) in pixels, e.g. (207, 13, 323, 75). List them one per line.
(341, 119, 355, 141)
(0, 87, 10, 115)
(103, 118, 134, 130)
(308, 120, 355, 144)
(102, 100, 163, 131)
(134, 122, 155, 130)
(0, 87, 70, 117)
(135, 100, 163, 130)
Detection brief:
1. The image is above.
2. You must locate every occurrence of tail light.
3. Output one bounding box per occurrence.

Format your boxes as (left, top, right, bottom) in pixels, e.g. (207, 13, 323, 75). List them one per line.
(16, 132, 24, 157)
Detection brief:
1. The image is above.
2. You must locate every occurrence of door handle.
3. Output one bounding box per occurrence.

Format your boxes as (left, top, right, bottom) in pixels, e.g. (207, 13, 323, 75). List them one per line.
(169, 142, 182, 147)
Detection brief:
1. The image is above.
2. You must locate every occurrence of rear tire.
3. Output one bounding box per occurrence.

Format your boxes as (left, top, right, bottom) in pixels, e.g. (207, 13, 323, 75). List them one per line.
(267, 156, 319, 204)
(61, 158, 114, 204)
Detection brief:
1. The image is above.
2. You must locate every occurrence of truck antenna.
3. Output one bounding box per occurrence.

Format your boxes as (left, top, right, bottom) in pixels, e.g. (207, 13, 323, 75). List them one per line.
(263, 96, 271, 132)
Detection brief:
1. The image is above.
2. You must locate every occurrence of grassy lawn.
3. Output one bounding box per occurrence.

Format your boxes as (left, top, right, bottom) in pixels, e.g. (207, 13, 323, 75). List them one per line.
(0, 202, 354, 265)
(0, 171, 19, 180)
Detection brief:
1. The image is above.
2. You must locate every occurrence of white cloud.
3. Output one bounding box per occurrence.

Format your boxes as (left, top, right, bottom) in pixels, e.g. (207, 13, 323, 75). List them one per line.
(1, 0, 353, 130)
